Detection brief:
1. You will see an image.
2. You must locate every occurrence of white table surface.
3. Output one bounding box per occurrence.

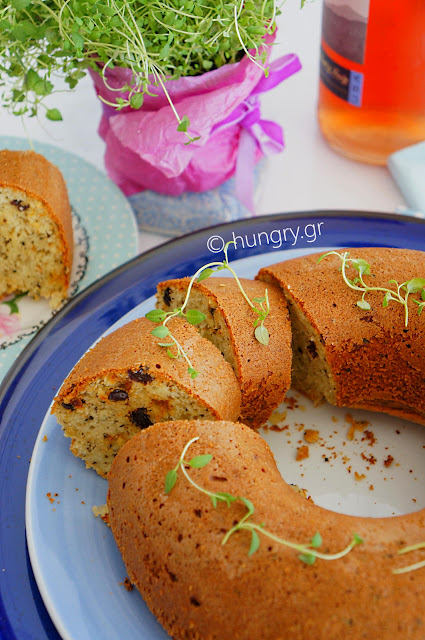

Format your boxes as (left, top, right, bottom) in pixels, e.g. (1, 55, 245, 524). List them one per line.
(0, 0, 405, 255)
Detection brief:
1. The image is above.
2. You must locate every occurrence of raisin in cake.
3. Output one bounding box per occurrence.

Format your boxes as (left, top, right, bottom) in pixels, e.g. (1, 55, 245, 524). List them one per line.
(52, 316, 241, 477)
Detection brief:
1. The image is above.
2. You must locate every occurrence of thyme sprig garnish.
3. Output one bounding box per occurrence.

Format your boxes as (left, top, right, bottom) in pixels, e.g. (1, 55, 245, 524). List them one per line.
(318, 251, 425, 327)
(392, 541, 425, 575)
(145, 306, 205, 379)
(146, 241, 271, 379)
(165, 436, 363, 563)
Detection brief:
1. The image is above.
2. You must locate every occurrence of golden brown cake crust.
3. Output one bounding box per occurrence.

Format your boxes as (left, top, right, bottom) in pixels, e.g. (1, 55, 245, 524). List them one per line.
(157, 277, 292, 428)
(0, 149, 73, 286)
(257, 247, 425, 425)
(53, 316, 241, 423)
(108, 419, 425, 640)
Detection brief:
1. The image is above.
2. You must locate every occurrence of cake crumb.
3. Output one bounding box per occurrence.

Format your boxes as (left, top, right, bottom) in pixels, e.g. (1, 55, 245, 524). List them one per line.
(296, 445, 309, 461)
(43, 435, 48, 442)
(361, 452, 376, 465)
(270, 424, 289, 432)
(383, 455, 394, 468)
(369, 484, 374, 491)
(268, 410, 287, 425)
(290, 484, 313, 501)
(304, 429, 319, 444)
(346, 414, 369, 440)
(92, 504, 110, 525)
(354, 472, 366, 481)
(119, 577, 134, 591)
(124, 577, 133, 591)
(46, 492, 58, 505)
(285, 396, 300, 411)
(362, 430, 376, 446)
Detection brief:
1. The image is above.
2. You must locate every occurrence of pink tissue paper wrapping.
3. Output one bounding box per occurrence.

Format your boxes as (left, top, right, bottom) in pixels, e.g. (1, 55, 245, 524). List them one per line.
(90, 42, 301, 206)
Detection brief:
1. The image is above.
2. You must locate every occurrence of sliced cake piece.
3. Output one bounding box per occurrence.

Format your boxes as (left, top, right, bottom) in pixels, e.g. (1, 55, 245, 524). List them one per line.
(0, 149, 73, 309)
(257, 247, 425, 426)
(52, 316, 241, 477)
(156, 277, 292, 428)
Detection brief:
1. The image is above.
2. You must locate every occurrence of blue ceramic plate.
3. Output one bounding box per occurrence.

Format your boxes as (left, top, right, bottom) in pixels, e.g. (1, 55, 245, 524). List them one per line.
(0, 136, 138, 384)
(1, 211, 425, 640)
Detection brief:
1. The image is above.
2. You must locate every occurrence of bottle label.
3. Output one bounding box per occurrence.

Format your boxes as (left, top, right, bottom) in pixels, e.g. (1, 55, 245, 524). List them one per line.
(320, 48, 364, 107)
(320, 0, 370, 106)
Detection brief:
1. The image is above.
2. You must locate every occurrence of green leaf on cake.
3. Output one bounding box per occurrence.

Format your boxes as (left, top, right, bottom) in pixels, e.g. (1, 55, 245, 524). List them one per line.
(151, 325, 170, 339)
(146, 309, 166, 323)
(356, 299, 370, 310)
(146, 239, 271, 379)
(255, 324, 269, 345)
(197, 268, 214, 282)
(166, 438, 365, 566)
(215, 492, 237, 507)
(405, 278, 425, 294)
(239, 497, 255, 515)
(382, 291, 392, 307)
(188, 454, 212, 468)
(165, 469, 177, 494)
(299, 553, 316, 565)
(185, 309, 206, 325)
(350, 258, 371, 276)
(249, 530, 260, 556)
(318, 250, 424, 327)
(311, 532, 322, 548)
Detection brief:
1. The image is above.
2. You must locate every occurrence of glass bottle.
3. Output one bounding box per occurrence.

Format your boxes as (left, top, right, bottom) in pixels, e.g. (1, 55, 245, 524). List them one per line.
(318, 0, 425, 165)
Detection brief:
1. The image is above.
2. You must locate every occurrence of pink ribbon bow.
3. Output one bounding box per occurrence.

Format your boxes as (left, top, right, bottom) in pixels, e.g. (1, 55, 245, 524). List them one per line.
(214, 54, 301, 212)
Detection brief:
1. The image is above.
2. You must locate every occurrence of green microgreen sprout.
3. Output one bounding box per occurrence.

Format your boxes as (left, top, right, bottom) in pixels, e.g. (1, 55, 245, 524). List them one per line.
(392, 541, 425, 575)
(165, 436, 364, 563)
(0, 0, 281, 135)
(318, 251, 425, 327)
(146, 240, 271, 378)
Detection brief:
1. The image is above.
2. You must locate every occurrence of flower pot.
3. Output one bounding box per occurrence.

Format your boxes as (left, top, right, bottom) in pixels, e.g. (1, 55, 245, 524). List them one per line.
(90, 47, 301, 234)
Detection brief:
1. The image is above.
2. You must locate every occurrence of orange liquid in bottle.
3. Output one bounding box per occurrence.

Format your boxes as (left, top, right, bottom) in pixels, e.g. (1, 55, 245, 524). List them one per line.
(318, 0, 425, 165)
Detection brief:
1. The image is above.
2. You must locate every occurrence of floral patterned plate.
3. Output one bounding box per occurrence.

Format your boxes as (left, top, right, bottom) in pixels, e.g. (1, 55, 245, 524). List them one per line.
(0, 136, 138, 383)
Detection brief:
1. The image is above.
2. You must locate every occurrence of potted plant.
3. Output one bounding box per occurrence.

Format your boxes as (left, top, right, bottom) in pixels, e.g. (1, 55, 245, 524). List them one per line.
(0, 0, 302, 232)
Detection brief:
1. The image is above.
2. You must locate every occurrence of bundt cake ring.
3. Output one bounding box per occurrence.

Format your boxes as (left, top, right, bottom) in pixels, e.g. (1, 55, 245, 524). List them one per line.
(52, 245, 425, 638)
(108, 418, 425, 640)
(104, 247, 425, 640)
